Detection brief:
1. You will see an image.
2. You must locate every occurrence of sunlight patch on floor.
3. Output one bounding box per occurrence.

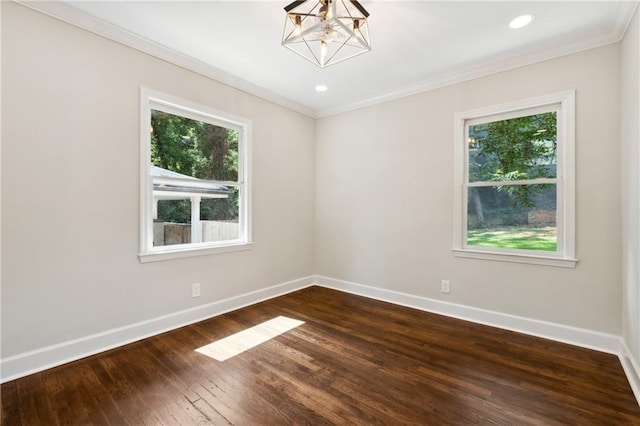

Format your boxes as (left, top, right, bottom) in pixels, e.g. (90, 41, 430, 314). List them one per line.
(195, 316, 305, 361)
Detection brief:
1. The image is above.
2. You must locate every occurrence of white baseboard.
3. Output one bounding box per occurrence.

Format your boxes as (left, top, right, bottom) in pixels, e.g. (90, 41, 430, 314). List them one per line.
(314, 275, 640, 407)
(620, 340, 640, 405)
(3, 273, 638, 408)
(0, 276, 314, 383)
(314, 275, 622, 354)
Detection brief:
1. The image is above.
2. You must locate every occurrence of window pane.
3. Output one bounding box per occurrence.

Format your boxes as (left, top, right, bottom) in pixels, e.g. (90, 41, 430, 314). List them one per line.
(468, 112, 557, 183)
(154, 199, 191, 247)
(201, 188, 240, 242)
(150, 108, 242, 248)
(153, 188, 240, 247)
(467, 184, 557, 251)
(151, 109, 238, 182)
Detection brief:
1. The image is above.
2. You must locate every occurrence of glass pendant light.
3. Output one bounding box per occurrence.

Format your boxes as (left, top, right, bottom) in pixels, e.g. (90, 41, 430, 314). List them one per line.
(282, 0, 371, 68)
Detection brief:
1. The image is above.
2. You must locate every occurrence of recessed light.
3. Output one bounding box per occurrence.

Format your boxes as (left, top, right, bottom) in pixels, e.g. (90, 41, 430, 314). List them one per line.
(509, 14, 534, 29)
(315, 84, 328, 92)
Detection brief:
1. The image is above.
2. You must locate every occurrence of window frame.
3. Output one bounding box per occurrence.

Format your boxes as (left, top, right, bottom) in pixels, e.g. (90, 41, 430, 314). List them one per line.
(139, 87, 252, 263)
(452, 91, 577, 268)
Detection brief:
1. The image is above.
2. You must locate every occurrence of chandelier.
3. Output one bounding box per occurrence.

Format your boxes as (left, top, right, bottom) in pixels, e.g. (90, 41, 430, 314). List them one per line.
(282, 0, 371, 68)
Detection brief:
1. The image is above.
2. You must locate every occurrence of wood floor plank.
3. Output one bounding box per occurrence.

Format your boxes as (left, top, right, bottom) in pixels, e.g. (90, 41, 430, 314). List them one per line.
(0, 381, 20, 425)
(2, 286, 639, 425)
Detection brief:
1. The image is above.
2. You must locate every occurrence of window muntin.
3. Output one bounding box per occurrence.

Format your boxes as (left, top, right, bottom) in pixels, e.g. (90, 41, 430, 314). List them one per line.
(453, 91, 575, 267)
(140, 89, 251, 261)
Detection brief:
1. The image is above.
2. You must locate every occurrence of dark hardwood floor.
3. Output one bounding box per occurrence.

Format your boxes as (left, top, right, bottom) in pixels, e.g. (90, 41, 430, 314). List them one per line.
(2, 286, 639, 425)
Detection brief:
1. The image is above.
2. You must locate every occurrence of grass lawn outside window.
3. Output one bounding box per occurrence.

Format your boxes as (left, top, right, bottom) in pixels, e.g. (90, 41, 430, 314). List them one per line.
(467, 226, 557, 251)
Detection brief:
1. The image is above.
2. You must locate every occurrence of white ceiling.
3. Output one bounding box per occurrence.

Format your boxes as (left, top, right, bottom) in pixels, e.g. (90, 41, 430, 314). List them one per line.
(27, 1, 638, 117)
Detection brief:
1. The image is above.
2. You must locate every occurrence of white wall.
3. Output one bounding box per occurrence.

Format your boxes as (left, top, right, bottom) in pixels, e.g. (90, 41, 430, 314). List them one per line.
(316, 45, 622, 334)
(622, 7, 640, 378)
(1, 0, 636, 389)
(1, 2, 315, 358)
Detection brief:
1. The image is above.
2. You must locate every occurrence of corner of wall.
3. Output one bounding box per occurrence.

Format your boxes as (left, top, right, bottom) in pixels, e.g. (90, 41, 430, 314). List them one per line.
(620, 4, 640, 408)
(621, 339, 640, 406)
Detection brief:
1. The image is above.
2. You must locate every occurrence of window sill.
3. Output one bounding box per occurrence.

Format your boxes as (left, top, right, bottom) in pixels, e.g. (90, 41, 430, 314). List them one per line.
(139, 242, 253, 263)
(452, 248, 577, 268)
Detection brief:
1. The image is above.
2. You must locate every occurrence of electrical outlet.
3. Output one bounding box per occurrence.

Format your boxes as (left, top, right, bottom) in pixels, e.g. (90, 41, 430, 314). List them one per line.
(441, 280, 451, 294)
(192, 283, 201, 298)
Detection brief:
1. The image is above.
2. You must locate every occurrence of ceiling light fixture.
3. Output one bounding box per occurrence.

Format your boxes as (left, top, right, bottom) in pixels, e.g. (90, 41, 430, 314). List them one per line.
(315, 84, 328, 92)
(509, 14, 534, 29)
(282, 0, 371, 68)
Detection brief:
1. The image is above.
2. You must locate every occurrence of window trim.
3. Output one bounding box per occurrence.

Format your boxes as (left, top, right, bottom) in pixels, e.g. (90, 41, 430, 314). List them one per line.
(452, 90, 577, 268)
(138, 87, 252, 263)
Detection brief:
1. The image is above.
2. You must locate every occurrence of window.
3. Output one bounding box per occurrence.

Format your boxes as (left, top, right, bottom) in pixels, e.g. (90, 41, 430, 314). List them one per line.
(453, 91, 576, 268)
(139, 88, 252, 262)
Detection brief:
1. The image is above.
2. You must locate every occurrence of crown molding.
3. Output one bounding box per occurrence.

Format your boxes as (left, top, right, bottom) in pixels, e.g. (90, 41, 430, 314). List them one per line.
(13, 0, 639, 120)
(13, 0, 317, 118)
(315, 1, 639, 118)
(612, 1, 640, 41)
